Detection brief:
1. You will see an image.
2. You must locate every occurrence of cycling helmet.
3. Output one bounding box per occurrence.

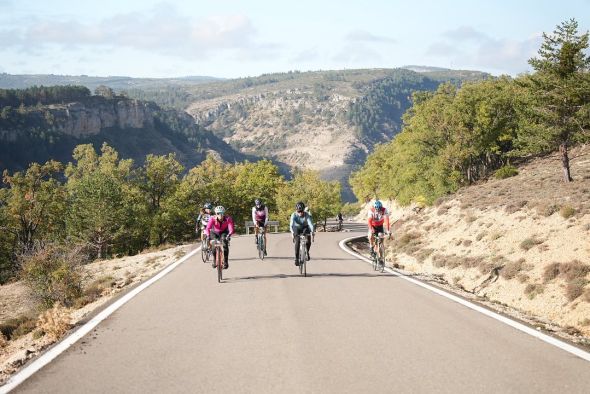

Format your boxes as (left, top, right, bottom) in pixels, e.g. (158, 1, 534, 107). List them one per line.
(204, 202, 213, 210)
(214, 205, 225, 214)
(374, 200, 383, 209)
(295, 201, 305, 212)
(254, 199, 262, 208)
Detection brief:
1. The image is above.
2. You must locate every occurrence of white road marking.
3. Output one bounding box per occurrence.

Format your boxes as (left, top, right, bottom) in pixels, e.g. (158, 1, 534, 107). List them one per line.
(338, 236, 590, 363)
(0, 247, 201, 393)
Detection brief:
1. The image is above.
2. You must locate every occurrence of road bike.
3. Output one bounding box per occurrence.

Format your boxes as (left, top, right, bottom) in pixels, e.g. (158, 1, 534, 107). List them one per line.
(211, 236, 230, 283)
(297, 232, 314, 277)
(256, 226, 266, 260)
(371, 232, 386, 273)
(200, 232, 212, 263)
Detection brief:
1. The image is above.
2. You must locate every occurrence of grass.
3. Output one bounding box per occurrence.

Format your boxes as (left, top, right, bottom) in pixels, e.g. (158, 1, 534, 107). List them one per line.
(36, 303, 71, 340)
(73, 275, 116, 309)
(476, 232, 487, 241)
(494, 165, 519, 179)
(543, 262, 561, 282)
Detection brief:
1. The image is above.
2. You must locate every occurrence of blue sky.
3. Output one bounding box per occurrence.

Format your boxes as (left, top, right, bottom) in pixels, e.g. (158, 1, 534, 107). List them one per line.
(0, 0, 588, 78)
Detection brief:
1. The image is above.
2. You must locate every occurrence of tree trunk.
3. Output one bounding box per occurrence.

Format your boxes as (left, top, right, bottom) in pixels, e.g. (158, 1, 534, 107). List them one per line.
(559, 143, 573, 182)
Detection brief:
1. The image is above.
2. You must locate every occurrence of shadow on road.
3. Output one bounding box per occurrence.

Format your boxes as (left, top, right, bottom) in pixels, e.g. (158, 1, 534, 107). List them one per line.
(224, 271, 395, 282)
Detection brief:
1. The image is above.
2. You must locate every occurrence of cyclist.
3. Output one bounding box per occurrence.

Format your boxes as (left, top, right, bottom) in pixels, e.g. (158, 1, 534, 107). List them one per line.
(290, 201, 314, 266)
(205, 205, 235, 269)
(251, 198, 268, 255)
(196, 203, 213, 242)
(367, 200, 390, 258)
(337, 212, 344, 230)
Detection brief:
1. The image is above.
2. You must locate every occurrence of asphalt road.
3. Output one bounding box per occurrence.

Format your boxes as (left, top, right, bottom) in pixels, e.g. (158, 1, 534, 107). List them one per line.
(13, 226, 590, 393)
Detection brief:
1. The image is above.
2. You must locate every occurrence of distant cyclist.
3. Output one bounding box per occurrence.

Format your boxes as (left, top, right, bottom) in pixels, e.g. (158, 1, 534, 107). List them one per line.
(367, 200, 390, 257)
(252, 198, 269, 256)
(337, 212, 343, 230)
(205, 206, 235, 269)
(196, 203, 213, 241)
(290, 201, 315, 266)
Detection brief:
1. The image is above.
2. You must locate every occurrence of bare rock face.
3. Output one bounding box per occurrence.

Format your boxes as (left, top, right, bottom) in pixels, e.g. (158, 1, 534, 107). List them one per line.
(47, 99, 155, 137)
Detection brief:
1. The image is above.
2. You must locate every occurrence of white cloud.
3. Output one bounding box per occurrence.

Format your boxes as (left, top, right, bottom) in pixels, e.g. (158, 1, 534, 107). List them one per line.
(332, 43, 382, 64)
(345, 30, 396, 44)
(1, 4, 278, 60)
(426, 26, 542, 74)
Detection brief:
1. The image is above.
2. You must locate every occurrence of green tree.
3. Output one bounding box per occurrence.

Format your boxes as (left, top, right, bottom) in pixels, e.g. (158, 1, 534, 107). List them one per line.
(1, 161, 66, 254)
(65, 144, 142, 258)
(520, 19, 590, 182)
(137, 154, 184, 245)
(277, 170, 341, 231)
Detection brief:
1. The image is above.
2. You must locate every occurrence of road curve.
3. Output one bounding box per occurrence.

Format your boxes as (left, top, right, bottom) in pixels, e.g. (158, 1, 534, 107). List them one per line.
(12, 228, 590, 393)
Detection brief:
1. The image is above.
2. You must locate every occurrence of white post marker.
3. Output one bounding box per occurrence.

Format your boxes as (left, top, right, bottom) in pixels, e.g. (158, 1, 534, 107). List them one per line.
(0, 247, 201, 394)
(338, 236, 590, 363)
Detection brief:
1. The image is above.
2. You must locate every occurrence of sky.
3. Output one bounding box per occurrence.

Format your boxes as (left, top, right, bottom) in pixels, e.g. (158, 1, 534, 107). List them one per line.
(0, 0, 589, 79)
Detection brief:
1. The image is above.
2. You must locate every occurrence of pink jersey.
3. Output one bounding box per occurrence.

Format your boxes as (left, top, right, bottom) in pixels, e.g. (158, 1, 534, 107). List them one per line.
(205, 215, 235, 236)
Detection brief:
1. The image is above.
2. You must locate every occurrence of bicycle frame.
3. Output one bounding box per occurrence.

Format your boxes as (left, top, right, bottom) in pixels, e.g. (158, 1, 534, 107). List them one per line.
(372, 233, 386, 273)
(211, 239, 225, 283)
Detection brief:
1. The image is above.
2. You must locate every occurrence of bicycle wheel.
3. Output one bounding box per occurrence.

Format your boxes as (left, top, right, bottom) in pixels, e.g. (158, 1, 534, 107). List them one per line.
(379, 241, 385, 273)
(302, 248, 307, 277)
(201, 239, 208, 263)
(217, 248, 223, 283)
(298, 240, 304, 275)
(258, 236, 265, 260)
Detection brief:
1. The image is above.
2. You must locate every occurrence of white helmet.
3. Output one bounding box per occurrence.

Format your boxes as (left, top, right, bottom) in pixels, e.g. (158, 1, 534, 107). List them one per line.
(214, 206, 225, 214)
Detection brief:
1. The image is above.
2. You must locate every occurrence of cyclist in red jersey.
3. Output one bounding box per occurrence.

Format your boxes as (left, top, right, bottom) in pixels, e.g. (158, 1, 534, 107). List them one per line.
(367, 200, 390, 257)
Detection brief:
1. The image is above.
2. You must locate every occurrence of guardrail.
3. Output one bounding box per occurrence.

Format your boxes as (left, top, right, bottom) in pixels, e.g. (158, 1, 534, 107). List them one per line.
(244, 220, 279, 234)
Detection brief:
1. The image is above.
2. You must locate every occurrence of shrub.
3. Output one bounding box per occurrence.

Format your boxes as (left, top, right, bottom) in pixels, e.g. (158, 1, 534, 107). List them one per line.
(20, 244, 85, 308)
(537, 204, 559, 217)
(73, 275, 116, 308)
(501, 260, 526, 280)
(36, 302, 71, 340)
(559, 206, 575, 219)
(543, 262, 561, 282)
(524, 283, 544, 299)
(494, 165, 519, 179)
(565, 279, 587, 301)
(0, 315, 37, 340)
(559, 260, 589, 282)
(476, 232, 487, 241)
(584, 289, 590, 303)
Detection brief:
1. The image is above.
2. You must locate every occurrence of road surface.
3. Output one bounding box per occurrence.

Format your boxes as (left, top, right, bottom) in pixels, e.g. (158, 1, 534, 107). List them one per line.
(13, 226, 590, 393)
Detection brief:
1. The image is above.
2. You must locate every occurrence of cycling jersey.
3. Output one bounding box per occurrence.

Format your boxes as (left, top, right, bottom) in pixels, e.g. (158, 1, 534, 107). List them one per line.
(252, 205, 269, 226)
(197, 212, 211, 229)
(205, 216, 235, 237)
(290, 212, 314, 234)
(368, 207, 390, 230)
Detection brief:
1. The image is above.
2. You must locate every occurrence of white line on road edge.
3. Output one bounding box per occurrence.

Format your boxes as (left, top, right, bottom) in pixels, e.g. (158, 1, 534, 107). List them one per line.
(0, 246, 201, 394)
(338, 236, 590, 363)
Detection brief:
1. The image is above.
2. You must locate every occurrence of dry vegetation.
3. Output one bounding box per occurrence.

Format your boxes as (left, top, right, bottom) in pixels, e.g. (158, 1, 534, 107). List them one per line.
(380, 146, 590, 339)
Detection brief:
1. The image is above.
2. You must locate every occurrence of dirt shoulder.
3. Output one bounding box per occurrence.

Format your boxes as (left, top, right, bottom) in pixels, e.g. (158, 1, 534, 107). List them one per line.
(354, 146, 590, 347)
(0, 244, 192, 385)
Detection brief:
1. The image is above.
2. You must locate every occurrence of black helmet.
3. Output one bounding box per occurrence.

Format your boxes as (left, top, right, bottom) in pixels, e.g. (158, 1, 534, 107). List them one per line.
(255, 199, 262, 208)
(295, 201, 305, 212)
(204, 202, 213, 210)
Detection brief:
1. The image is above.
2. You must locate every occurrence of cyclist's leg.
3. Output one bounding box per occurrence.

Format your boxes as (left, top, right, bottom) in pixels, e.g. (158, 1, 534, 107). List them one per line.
(263, 224, 268, 254)
(303, 227, 311, 259)
(221, 231, 229, 268)
(211, 232, 221, 268)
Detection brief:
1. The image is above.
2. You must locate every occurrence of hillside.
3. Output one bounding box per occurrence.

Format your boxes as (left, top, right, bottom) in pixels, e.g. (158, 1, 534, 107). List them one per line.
(182, 68, 489, 200)
(0, 73, 221, 91)
(0, 87, 245, 172)
(379, 146, 590, 339)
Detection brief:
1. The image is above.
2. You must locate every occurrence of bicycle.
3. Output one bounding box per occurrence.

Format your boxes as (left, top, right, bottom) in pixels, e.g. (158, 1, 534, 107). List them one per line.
(200, 232, 211, 263)
(371, 232, 386, 273)
(256, 226, 266, 260)
(297, 232, 314, 277)
(211, 236, 230, 283)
